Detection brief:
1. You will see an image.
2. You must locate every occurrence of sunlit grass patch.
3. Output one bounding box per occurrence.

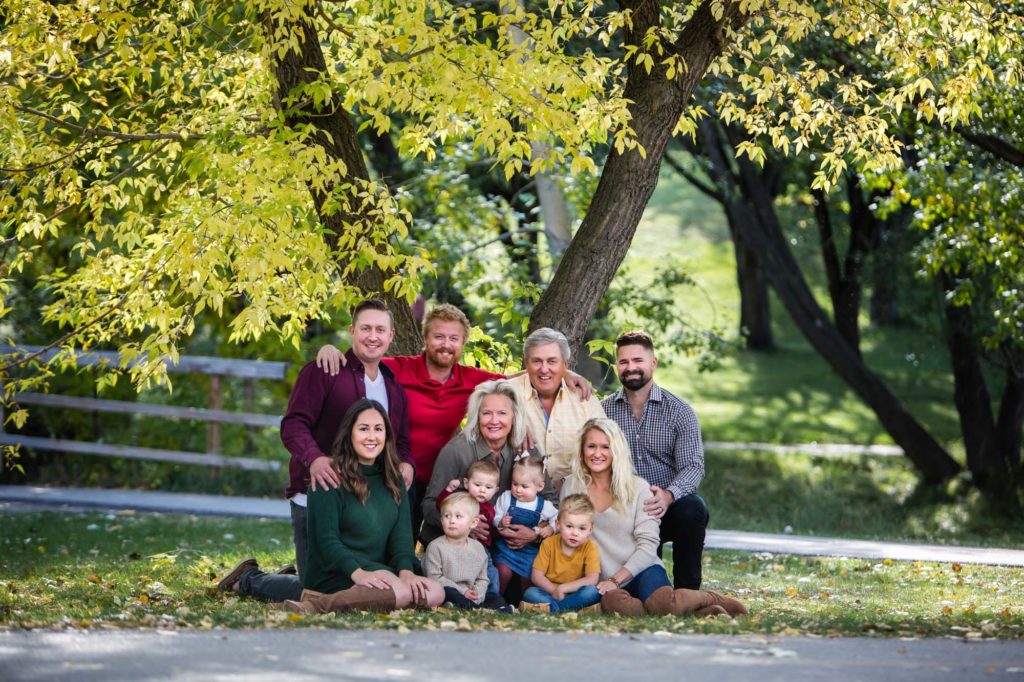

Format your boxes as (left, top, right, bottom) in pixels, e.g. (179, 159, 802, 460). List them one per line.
(2, 512, 1021, 639)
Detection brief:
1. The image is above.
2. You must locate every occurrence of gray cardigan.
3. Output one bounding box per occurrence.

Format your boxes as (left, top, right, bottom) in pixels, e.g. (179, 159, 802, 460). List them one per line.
(562, 475, 663, 582)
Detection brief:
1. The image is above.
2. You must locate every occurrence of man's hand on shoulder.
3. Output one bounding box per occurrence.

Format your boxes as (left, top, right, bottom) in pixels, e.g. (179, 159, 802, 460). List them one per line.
(644, 485, 674, 519)
(309, 456, 340, 491)
(565, 370, 595, 400)
(315, 344, 346, 376)
(400, 462, 415, 490)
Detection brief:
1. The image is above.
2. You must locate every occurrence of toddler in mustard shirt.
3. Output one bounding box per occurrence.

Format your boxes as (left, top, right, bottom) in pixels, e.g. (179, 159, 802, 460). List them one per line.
(520, 494, 601, 614)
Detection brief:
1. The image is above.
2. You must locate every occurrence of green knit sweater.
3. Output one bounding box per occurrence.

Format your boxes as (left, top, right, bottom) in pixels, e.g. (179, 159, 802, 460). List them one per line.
(303, 462, 415, 594)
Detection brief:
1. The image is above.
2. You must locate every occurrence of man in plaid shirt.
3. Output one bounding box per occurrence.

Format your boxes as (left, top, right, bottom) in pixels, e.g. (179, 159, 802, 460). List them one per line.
(601, 330, 710, 590)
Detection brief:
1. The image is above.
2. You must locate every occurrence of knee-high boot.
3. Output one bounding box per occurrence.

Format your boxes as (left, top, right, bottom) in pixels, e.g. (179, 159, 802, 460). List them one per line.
(280, 586, 396, 614)
(601, 588, 645, 616)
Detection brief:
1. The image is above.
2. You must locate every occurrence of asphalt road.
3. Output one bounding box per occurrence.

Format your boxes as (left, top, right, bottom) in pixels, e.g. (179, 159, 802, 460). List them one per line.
(1, 629, 1022, 681)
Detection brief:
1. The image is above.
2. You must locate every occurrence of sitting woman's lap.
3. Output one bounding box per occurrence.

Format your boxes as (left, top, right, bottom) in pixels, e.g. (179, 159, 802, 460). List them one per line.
(622, 565, 671, 602)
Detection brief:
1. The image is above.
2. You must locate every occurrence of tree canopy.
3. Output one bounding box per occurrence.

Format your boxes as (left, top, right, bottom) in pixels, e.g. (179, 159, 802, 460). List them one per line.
(2, 0, 1022, 479)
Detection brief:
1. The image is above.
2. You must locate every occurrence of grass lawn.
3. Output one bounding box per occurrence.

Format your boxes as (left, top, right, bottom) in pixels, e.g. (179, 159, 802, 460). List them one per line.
(1, 511, 1021, 639)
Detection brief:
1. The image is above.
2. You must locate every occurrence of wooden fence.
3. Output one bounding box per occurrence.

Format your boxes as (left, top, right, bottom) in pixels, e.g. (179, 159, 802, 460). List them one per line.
(0, 346, 288, 472)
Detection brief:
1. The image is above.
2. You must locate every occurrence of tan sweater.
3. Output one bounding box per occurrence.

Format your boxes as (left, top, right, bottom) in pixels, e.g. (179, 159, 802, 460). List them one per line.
(561, 476, 663, 582)
(422, 536, 490, 603)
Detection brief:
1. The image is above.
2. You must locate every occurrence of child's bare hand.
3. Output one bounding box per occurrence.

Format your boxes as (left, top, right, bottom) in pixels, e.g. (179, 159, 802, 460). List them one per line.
(552, 585, 569, 600)
(539, 525, 553, 538)
(444, 479, 460, 493)
(464, 589, 480, 603)
(500, 516, 511, 528)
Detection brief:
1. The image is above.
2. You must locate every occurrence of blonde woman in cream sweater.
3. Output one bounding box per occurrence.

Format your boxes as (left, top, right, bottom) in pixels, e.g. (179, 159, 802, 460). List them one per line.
(561, 418, 747, 618)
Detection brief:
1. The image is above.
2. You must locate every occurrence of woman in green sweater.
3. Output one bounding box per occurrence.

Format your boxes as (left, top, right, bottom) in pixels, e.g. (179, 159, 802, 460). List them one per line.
(282, 399, 444, 614)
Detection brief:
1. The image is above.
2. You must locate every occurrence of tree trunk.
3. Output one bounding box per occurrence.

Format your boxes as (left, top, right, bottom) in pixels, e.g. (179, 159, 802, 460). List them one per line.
(943, 289, 1000, 481)
(690, 121, 773, 350)
(997, 367, 1024, 469)
(728, 152, 960, 481)
(733, 232, 773, 350)
(263, 6, 420, 355)
(530, 0, 751, 352)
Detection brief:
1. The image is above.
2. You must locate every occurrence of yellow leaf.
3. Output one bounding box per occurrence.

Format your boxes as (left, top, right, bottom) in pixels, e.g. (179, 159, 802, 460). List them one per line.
(951, 563, 963, 573)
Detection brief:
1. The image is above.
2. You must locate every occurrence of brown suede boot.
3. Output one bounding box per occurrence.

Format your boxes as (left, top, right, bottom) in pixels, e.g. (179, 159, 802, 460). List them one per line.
(645, 587, 715, 616)
(286, 586, 397, 614)
(601, 588, 645, 616)
(693, 605, 728, 617)
(703, 590, 749, 616)
(319, 586, 396, 613)
(642, 586, 675, 615)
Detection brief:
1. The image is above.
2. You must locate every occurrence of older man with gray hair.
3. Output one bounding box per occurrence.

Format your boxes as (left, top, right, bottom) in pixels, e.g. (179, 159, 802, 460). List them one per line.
(508, 327, 605, 482)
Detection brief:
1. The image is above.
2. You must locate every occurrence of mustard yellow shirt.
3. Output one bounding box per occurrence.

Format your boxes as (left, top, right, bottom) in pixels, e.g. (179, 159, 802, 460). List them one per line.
(510, 373, 605, 480)
(532, 535, 601, 585)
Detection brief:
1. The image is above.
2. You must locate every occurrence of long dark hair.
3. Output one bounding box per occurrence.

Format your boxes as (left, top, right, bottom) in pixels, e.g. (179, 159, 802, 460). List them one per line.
(330, 399, 403, 504)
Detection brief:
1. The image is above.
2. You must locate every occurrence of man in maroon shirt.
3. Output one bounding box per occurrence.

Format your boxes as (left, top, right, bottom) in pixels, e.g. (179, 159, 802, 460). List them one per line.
(217, 298, 413, 601)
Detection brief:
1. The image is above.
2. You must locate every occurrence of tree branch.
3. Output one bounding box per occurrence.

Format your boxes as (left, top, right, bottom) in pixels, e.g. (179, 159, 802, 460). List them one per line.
(663, 150, 723, 202)
(954, 125, 1024, 167)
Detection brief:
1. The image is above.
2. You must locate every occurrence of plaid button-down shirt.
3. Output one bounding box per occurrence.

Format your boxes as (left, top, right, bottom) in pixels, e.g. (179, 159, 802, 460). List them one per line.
(602, 383, 704, 501)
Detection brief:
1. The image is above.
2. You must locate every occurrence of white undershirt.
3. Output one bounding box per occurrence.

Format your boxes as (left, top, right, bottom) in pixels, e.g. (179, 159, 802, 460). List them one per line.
(363, 368, 389, 413)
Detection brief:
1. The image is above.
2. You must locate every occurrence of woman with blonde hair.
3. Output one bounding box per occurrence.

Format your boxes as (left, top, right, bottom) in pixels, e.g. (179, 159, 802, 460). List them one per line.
(562, 418, 747, 617)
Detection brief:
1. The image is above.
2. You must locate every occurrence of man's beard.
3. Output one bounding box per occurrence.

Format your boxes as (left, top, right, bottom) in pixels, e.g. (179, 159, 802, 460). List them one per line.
(620, 372, 650, 391)
(427, 348, 457, 369)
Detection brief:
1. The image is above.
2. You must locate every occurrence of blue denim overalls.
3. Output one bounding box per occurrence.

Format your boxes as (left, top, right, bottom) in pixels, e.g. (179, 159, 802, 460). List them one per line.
(493, 496, 545, 578)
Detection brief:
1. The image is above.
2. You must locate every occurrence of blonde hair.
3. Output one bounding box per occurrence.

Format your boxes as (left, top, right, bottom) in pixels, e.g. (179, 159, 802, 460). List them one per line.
(569, 418, 638, 513)
(440, 491, 479, 516)
(422, 304, 470, 339)
(464, 380, 525, 447)
(558, 493, 595, 522)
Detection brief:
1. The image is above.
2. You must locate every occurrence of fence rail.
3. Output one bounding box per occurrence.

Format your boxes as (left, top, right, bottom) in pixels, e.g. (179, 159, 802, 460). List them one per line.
(2, 346, 288, 470)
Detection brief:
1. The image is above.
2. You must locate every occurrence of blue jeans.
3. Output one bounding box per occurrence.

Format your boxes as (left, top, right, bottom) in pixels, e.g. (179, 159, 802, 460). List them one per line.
(522, 585, 601, 613)
(486, 553, 500, 597)
(622, 565, 671, 603)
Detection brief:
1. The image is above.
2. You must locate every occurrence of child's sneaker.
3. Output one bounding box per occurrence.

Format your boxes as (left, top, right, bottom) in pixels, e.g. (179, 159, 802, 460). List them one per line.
(519, 601, 550, 614)
(578, 603, 602, 615)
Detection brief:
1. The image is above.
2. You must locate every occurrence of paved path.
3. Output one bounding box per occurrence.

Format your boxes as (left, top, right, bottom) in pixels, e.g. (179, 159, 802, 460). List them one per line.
(2, 629, 1022, 681)
(3, 484, 1023, 566)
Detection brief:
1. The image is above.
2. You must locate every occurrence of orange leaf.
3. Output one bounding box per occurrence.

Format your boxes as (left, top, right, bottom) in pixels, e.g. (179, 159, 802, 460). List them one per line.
(951, 563, 963, 573)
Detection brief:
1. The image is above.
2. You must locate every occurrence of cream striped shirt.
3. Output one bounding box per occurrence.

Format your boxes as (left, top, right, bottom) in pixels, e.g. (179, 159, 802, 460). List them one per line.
(509, 373, 605, 480)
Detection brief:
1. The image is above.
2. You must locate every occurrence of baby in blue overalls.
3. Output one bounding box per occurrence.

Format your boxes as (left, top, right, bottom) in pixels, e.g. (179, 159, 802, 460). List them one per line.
(493, 456, 559, 595)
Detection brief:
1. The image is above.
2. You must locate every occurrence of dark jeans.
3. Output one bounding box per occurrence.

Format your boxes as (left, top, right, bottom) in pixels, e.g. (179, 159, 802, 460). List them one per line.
(238, 501, 306, 602)
(622, 564, 672, 602)
(443, 586, 507, 610)
(409, 480, 427, 545)
(290, 501, 308, 580)
(657, 493, 709, 590)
